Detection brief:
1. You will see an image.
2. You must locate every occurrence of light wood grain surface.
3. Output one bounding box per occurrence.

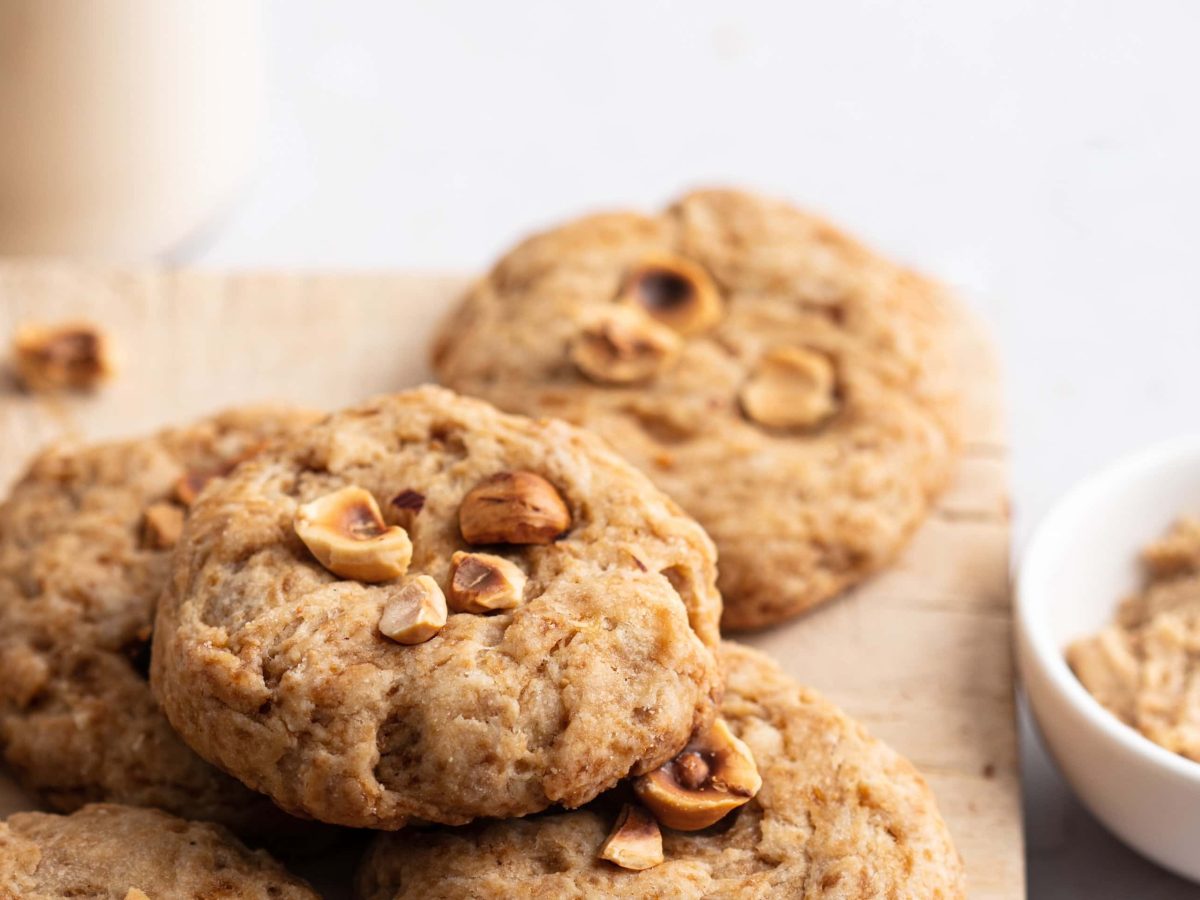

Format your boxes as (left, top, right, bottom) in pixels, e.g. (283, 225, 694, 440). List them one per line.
(0, 264, 1023, 898)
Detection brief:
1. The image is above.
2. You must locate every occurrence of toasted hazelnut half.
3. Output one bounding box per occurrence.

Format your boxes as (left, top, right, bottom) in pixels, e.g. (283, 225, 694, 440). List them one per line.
(599, 803, 664, 871)
(141, 501, 184, 550)
(295, 486, 413, 582)
(448, 551, 527, 613)
(379, 575, 448, 644)
(11, 321, 115, 392)
(620, 255, 722, 335)
(739, 346, 838, 430)
(633, 718, 762, 831)
(570, 306, 682, 385)
(459, 471, 571, 545)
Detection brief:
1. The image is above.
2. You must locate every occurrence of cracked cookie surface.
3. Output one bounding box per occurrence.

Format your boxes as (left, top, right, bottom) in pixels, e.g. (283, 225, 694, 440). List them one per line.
(0, 804, 317, 899)
(433, 189, 961, 629)
(152, 387, 723, 829)
(0, 408, 318, 838)
(356, 642, 966, 899)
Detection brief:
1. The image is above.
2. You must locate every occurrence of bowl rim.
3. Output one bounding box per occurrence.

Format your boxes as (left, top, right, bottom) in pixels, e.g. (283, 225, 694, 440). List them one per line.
(1015, 434, 1200, 786)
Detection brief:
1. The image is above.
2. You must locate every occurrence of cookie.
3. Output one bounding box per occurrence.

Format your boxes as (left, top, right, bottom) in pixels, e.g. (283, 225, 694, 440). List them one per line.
(356, 642, 966, 899)
(0, 803, 317, 899)
(0, 407, 319, 837)
(433, 189, 961, 629)
(151, 386, 723, 829)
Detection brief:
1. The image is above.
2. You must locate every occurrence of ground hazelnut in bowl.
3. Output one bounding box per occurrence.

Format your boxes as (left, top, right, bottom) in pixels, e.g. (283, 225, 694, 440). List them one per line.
(1067, 517, 1200, 762)
(1016, 437, 1200, 882)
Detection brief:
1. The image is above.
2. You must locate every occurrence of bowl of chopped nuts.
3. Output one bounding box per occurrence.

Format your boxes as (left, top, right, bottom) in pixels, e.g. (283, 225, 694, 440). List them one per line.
(1016, 436, 1200, 882)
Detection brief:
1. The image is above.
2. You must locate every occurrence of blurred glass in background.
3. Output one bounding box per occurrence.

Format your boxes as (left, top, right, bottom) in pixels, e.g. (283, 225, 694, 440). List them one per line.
(0, 0, 262, 259)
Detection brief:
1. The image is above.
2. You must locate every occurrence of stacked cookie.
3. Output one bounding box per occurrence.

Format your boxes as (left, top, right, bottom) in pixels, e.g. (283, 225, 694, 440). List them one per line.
(434, 189, 960, 629)
(0, 190, 966, 898)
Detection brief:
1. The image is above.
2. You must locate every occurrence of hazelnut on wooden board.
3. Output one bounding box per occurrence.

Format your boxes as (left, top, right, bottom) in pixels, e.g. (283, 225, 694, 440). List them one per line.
(11, 321, 116, 392)
(633, 718, 762, 830)
(599, 803, 664, 871)
(294, 486, 413, 582)
(739, 346, 838, 430)
(141, 501, 185, 550)
(379, 576, 448, 644)
(570, 306, 682, 385)
(447, 551, 527, 613)
(459, 471, 571, 545)
(619, 255, 722, 335)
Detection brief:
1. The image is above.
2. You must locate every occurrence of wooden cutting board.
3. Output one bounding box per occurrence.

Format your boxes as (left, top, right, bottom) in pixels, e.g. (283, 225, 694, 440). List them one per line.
(0, 264, 1023, 898)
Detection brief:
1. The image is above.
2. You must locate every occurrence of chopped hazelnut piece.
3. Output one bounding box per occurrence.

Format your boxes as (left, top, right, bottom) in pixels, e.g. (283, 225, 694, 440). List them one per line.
(379, 575, 448, 644)
(634, 718, 762, 831)
(11, 321, 115, 392)
(390, 489, 426, 530)
(459, 471, 571, 545)
(599, 803, 664, 871)
(173, 470, 212, 507)
(388, 487, 427, 535)
(570, 306, 682, 385)
(448, 551, 527, 613)
(174, 441, 268, 507)
(619, 255, 722, 335)
(294, 486, 413, 582)
(141, 502, 185, 550)
(391, 489, 426, 512)
(739, 346, 838, 430)
(124, 890, 151, 900)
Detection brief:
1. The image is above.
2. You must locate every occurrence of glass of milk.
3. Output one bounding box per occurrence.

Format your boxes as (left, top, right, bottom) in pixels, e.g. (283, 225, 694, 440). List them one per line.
(0, 0, 262, 259)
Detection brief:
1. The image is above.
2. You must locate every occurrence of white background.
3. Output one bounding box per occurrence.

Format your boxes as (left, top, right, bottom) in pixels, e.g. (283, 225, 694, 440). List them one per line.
(196, 2, 1200, 896)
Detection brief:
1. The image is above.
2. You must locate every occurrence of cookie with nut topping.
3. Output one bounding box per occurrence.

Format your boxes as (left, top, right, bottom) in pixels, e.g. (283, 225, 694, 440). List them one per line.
(151, 386, 723, 829)
(433, 189, 961, 629)
(0, 804, 318, 899)
(0, 407, 320, 839)
(355, 642, 966, 899)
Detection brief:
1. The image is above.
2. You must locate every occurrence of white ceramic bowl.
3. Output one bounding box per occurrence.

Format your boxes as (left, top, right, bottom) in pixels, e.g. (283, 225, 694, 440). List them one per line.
(1016, 436, 1200, 882)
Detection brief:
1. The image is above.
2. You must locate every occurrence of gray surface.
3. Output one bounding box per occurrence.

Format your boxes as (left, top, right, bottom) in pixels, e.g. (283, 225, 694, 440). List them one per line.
(193, 2, 1200, 895)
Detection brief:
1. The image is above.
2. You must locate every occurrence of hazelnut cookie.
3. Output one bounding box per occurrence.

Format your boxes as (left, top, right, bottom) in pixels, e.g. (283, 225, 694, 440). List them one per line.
(152, 387, 723, 829)
(433, 189, 961, 629)
(0, 804, 317, 899)
(356, 642, 966, 900)
(0, 407, 319, 837)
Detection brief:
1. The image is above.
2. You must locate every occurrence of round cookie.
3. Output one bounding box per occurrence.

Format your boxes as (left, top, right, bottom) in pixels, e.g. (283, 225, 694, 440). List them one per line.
(433, 189, 961, 629)
(356, 642, 966, 899)
(0, 407, 319, 837)
(151, 387, 723, 829)
(0, 803, 317, 899)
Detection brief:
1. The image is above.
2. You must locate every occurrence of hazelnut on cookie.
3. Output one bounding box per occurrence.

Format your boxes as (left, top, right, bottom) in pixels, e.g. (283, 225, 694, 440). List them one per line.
(151, 387, 723, 829)
(433, 189, 961, 629)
